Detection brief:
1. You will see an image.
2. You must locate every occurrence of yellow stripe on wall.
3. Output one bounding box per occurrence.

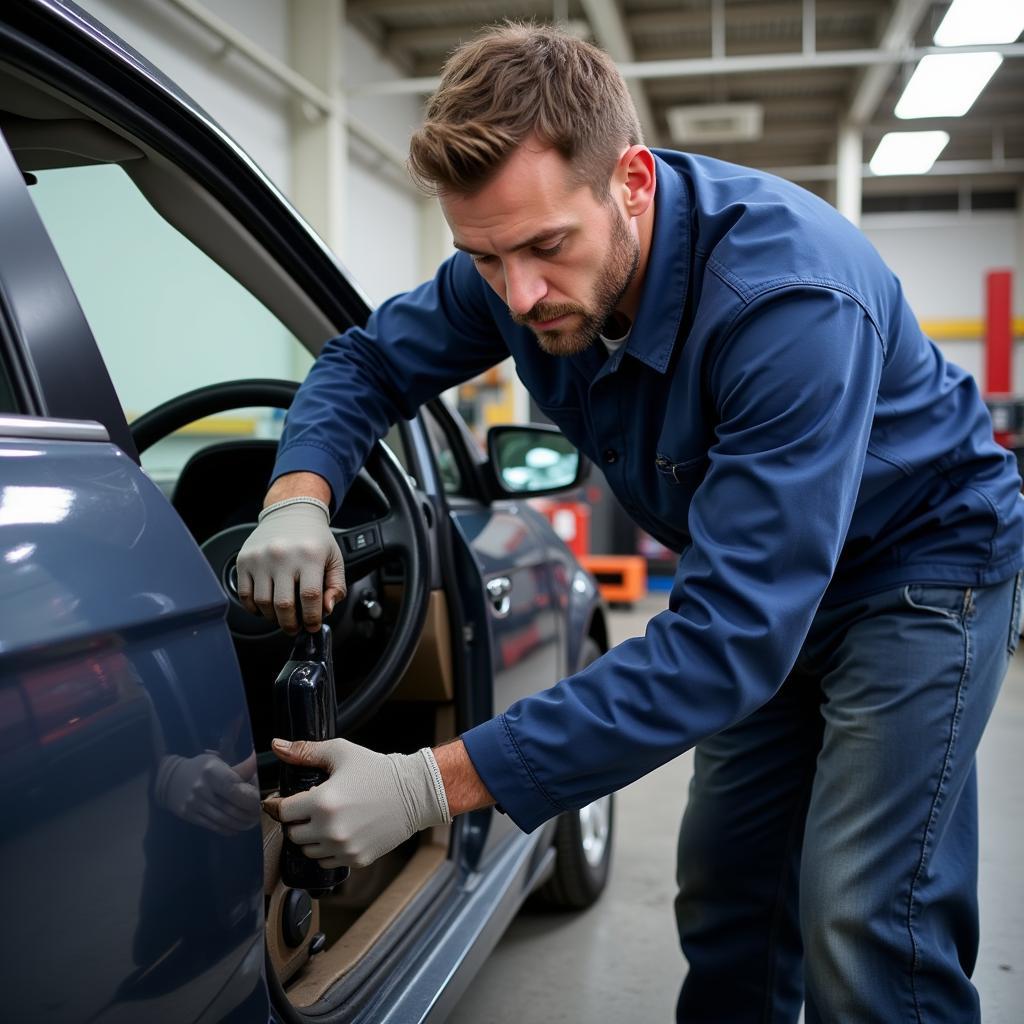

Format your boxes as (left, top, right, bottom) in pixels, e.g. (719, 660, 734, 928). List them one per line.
(920, 318, 1024, 341)
(126, 413, 259, 436)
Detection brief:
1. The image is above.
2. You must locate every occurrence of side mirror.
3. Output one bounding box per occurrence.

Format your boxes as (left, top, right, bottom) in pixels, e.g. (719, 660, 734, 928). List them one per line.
(486, 424, 589, 498)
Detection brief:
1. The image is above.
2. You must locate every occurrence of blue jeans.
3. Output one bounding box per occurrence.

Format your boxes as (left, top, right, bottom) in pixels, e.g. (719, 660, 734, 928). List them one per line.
(675, 572, 1023, 1023)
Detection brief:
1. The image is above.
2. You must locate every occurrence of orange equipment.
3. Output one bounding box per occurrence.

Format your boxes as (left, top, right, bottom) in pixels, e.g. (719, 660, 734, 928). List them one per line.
(580, 554, 647, 607)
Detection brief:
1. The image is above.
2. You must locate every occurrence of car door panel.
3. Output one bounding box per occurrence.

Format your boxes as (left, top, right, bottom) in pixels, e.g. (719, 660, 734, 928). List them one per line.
(448, 501, 561, 862)
(0, 446, 266, 1022)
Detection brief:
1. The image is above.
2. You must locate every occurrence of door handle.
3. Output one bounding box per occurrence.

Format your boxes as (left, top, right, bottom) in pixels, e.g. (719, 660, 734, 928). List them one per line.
(486, 576, 512, 617)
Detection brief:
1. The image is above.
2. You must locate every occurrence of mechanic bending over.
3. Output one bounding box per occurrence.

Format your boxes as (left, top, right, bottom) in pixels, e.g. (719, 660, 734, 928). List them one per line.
(247, 24, 1023, 1023)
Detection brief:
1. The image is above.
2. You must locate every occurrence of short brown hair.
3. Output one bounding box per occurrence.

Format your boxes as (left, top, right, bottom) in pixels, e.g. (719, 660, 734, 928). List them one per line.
(407, 22, 642, 199)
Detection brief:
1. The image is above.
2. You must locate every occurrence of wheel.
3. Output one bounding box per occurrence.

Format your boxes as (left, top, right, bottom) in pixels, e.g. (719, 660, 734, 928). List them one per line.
(536, 636, 615, 910)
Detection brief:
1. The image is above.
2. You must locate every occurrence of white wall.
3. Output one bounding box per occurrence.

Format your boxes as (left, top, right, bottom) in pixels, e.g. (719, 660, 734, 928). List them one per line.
(341, 18, 427, 303)
(863, 212, 1017, 320)
(79, 0, 293, 194)
(863, 211, 1022, 389)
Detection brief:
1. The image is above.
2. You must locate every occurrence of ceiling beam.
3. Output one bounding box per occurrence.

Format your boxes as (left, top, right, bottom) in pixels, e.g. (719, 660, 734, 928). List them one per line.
(869, 116, 1024, 136)
(349, 0, 538, 15)
(626, 0, 883, 39)
(644, 70, 850, 101)
(766, 158, 1024, 182)
(615, 42, 1024, 82)
(654, 96, 846, 120)
(693, 125, 867, 147)
(384, 23, 490, 53)
(836, 0, 932, 223)
(846, 0, 932, 126)
(353, 41, 1024, 95)
(379, 1, 885, 56)
(579, 0, 659, 145)
(634, 35, 877, 62)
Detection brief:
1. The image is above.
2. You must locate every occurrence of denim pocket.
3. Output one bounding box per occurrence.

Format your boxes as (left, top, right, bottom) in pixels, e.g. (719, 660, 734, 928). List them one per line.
(902, 583, 973, 621)
(1007, 570, 1023, 656)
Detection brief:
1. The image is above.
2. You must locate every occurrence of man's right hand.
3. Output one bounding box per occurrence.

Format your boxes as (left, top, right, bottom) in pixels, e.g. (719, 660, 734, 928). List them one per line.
(235, 476, 346, 633)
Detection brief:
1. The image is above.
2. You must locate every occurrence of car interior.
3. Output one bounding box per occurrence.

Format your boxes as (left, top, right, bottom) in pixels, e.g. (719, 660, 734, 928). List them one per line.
(0, 61, 473, 1009)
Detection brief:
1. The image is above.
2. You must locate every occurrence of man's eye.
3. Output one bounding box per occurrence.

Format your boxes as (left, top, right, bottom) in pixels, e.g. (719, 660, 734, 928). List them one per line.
(534, 241, 564, 258)
(472, 254, 495, 266)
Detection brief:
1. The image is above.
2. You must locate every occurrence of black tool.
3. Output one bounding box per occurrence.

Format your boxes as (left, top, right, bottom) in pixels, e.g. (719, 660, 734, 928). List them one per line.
(273, 625, 349, 896)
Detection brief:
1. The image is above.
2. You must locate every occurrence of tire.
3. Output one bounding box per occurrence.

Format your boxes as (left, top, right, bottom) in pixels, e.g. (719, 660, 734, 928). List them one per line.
(535, 794, 615, 910)
(536, 636, 615, 910)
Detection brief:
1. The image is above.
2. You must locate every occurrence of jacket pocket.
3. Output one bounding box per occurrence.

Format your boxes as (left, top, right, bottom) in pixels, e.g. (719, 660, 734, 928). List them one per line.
(655, 452, 708, 484)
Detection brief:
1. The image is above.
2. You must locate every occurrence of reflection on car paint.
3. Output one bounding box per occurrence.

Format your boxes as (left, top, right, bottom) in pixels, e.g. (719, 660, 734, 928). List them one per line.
(0, 483, 75, 524)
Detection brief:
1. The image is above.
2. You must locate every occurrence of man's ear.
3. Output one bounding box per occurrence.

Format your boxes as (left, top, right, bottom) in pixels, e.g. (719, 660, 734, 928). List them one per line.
(615, 145, 656, 218)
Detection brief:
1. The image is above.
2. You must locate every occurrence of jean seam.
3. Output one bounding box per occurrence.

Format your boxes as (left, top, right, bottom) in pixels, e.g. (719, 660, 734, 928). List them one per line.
(1006, 570, 1023, 655)
(905, 593, 973, 1023)
(761, 768, 816, 1024)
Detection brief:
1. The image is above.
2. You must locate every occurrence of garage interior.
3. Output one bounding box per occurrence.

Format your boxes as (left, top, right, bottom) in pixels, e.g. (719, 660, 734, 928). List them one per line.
(64, 1, 1023, 1020)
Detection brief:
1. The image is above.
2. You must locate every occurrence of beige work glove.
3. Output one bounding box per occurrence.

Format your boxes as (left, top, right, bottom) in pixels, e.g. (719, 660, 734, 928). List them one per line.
(235, 498, 347, 633)
(261, 738, 451, 869)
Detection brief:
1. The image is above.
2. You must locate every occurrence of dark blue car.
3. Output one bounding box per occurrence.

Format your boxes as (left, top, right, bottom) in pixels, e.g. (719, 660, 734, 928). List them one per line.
(0, 3, 612, 1020)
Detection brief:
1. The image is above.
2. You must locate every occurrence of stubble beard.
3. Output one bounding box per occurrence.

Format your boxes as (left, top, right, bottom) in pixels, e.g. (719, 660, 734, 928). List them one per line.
(514, 209, 640, 358)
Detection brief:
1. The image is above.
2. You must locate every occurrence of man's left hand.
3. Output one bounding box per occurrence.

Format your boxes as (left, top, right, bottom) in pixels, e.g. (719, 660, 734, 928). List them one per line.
(261, 737, 451, 869)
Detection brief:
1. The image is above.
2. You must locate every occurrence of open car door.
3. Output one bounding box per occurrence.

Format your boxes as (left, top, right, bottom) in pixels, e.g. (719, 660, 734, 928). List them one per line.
(0, 123, 268, 1023)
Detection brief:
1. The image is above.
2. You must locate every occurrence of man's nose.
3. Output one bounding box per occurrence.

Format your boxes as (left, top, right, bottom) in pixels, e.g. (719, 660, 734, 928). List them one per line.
(504, 264, 547, 317)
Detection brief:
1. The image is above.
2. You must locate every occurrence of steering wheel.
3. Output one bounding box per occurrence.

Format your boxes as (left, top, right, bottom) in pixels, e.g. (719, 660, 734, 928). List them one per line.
(131, 379, 432, 734)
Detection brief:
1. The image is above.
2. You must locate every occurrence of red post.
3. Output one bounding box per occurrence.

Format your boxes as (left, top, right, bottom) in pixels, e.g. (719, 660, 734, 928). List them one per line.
(985, 270, 1014, 448)
(540, 500, 590, 558)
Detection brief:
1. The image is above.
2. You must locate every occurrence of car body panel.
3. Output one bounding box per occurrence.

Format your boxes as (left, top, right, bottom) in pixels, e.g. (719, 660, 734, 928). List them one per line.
(447, 501, 563, 863)
(0, 433, 266, 1023)
(516, 500, 603, 679)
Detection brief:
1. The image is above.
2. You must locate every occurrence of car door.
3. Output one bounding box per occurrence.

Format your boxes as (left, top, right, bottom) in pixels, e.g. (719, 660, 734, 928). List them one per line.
(0, 126, 267, 1023)
(419, 403, 563, 864)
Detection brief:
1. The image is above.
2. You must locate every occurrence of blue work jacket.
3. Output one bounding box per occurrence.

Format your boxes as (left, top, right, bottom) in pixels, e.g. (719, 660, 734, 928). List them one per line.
(274, 150, 1024, 832)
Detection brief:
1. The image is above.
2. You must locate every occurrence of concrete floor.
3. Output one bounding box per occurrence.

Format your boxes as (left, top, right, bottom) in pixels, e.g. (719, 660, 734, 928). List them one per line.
(449, 595, 1024, 1023)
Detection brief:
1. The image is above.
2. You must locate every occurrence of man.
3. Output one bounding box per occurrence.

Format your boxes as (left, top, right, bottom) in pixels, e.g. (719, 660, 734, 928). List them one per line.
(246, 23, 1023, 1023)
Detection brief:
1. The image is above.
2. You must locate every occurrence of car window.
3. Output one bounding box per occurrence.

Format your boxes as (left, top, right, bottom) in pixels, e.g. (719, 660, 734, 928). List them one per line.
(383, 422, 411, 478)
(25, 163, 313, 480)
(422, 407, 464, 496)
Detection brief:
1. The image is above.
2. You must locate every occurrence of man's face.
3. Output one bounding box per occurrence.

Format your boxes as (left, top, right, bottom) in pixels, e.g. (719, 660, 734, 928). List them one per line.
(441, 143, 641, 357)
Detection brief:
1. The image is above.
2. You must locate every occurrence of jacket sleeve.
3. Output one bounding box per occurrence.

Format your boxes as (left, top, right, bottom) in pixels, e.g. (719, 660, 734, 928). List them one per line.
(461, 287, 887, 832)
(273, 252, 507, 507)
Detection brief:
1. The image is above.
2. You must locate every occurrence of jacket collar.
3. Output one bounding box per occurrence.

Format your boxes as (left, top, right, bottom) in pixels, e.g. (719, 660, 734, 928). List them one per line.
(611, 151, 692, 375)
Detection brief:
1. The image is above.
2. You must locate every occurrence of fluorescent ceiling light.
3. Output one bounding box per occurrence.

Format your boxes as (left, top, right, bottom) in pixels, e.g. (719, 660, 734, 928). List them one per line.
(934, 0, 1024, 45)
(894, 52, 1003, 118)
(869, 131, 950, 176)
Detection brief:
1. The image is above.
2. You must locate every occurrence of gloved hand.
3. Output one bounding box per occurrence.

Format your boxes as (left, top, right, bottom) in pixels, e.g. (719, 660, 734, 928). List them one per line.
(235, 498, 347, 633)
(261, 737, 451, 869)
(154, 752, 260, 835)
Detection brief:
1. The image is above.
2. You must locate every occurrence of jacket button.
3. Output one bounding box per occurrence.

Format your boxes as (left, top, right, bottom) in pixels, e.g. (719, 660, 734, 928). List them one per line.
(603, 448, 618, 464)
